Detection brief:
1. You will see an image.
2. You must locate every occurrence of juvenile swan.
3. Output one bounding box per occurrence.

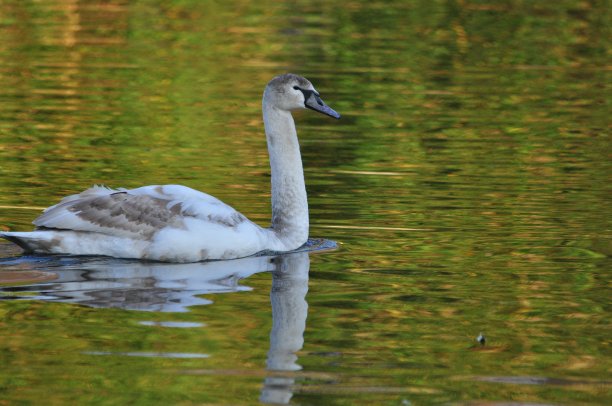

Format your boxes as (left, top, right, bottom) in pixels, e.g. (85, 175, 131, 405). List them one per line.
(1, 74, 340, 262)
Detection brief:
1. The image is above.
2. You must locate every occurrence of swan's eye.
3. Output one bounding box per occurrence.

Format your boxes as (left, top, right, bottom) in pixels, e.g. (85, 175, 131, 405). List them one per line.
(293, 86, 299, 90)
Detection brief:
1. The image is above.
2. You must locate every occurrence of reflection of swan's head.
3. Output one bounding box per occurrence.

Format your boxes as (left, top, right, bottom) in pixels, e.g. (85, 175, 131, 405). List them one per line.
(264, 73, 340, 119)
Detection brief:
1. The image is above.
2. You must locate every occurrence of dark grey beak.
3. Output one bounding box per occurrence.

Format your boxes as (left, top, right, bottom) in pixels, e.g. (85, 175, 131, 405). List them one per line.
(300, 89, 341, 119)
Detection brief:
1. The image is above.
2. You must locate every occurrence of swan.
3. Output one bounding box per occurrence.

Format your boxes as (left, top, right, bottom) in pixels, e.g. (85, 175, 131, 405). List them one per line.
(1, 74, 340, 262)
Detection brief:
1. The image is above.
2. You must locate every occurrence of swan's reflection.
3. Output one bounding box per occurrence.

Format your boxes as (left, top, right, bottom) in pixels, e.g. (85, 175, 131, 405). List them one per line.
(0, 254, 279, 312)
(0, 249, 316, 404)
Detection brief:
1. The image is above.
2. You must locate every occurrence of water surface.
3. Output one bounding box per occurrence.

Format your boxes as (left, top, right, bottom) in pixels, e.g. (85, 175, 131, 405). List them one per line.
(0, 1, 610, 404)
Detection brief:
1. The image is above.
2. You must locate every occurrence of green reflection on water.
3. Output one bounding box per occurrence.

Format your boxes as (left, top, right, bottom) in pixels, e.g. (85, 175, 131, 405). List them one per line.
(0, 0, 610, 404)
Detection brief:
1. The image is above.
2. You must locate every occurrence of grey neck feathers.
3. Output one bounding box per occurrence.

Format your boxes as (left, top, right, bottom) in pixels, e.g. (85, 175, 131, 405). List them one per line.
(262, 101, 309, 249)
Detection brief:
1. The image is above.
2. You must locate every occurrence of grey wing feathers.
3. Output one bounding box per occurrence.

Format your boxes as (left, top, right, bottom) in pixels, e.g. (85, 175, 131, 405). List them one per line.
(34, 191, 186, 239)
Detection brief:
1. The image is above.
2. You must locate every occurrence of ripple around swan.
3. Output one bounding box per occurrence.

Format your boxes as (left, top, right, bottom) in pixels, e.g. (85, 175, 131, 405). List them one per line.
(138, 321, 206, 328)
(84, 351, 210, 359)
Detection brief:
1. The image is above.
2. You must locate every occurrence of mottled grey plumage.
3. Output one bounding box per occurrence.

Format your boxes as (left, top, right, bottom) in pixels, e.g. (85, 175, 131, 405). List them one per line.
(33, 188, 247, 240)
(57, 192, 183, 238)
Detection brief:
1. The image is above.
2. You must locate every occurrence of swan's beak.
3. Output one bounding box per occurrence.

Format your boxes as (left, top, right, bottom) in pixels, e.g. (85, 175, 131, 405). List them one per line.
(303, 90, 341, 119)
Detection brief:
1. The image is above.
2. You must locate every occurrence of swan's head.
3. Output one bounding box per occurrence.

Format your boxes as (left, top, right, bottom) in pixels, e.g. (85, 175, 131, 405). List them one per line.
(264, 73, 341, 119)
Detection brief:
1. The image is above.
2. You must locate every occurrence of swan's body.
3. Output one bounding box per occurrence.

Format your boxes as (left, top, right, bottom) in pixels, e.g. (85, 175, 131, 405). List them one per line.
(1, 74, 340, 262)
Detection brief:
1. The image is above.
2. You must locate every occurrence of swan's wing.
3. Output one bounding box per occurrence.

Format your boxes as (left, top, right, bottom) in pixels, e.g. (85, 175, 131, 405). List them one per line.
(33, 184, 249, 239)
(128, 185, 248, 227)
(128, 184, 249, 228)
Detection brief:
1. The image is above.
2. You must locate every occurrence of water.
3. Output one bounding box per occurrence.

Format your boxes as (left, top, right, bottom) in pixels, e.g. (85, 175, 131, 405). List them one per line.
(0, 0, 610, 404)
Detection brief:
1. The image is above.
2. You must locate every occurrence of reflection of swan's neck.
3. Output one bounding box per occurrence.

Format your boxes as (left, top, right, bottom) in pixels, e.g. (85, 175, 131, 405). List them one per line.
(263, 98, 308, 250)
(267, 253, 309, 371)
(261, 253, 310, 404)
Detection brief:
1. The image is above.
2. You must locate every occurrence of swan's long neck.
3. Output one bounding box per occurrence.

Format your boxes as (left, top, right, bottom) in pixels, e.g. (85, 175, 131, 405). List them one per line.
(263, 98, 309, 249)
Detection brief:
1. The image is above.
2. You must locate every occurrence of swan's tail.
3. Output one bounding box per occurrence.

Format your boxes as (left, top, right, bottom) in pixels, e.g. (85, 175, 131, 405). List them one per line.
(0, 231, 56, 253)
